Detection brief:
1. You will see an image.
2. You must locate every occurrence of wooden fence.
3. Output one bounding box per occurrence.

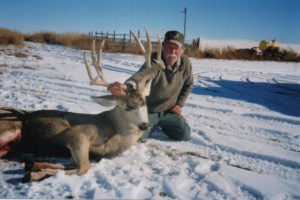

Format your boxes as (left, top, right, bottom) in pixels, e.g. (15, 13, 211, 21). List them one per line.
(88, 30, 199, 52)
(88, 30, 162, 52)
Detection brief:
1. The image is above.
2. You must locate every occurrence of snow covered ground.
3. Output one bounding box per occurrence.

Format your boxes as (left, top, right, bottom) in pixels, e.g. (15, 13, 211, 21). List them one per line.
(0, 42, 299, 199)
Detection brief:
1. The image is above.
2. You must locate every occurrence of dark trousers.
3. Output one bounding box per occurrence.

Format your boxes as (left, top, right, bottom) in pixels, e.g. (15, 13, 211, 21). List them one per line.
(140, 111, 191, 141)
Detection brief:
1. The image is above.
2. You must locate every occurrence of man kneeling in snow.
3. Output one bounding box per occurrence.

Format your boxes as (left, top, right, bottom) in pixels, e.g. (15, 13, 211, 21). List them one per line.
(108, 30, 193, 142)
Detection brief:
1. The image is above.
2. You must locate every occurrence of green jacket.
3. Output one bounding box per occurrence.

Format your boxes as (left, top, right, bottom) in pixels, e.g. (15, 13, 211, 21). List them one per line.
(127, 52, 193, 113)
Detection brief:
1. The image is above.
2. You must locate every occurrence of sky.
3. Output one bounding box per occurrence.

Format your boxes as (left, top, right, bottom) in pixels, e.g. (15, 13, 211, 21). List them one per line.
(0, 0, 300, 44)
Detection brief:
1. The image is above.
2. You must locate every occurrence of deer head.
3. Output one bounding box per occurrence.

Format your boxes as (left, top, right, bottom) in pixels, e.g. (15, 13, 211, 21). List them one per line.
(83, 28, 164, 131)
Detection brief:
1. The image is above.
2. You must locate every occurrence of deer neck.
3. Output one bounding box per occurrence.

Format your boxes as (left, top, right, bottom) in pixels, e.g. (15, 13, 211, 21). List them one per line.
(105, 106, 142, 136)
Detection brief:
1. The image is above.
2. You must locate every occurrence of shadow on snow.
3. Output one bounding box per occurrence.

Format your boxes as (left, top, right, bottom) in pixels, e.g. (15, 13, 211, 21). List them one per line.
(192, 76, 300, 117)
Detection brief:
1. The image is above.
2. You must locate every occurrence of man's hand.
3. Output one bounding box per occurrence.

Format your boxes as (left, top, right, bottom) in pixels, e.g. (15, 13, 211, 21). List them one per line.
(169, 105, 182, 115)
(107, 82, 127, 97)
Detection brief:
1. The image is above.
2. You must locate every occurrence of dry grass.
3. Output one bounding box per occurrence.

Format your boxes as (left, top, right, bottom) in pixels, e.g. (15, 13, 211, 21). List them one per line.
(1, 27, 299, 62)
(13, 52, 28, 58)
(33, 55, 43, 60)
(24, 32, 57, 43)
(185, 46, 260, 60)
(280, 49, 300, 62)
(0, 28, 24, 46)
(24, 32, 93, 49)
(184, 46, 300, 62)
(102, 40, 144, 54)
(23, 65, 36, 70)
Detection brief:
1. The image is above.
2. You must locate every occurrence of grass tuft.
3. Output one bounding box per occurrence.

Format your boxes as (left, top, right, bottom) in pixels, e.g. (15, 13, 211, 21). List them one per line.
(33, 55, 43, 60)
(0, 28, 24, 46)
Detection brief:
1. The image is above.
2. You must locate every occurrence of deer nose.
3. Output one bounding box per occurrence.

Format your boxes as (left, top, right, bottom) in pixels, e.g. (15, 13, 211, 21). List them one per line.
(139, 122, 150, 131)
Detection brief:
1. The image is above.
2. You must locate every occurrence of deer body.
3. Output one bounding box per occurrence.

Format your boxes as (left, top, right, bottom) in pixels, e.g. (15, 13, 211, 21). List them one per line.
(21, 108, 130, 159)
(0, 92, 148, 181)
(21, 103, 146, 159)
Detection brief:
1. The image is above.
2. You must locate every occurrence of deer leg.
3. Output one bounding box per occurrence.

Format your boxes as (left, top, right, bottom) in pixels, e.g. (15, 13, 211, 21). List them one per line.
(68, 136, 91, 175)
(22, 167, 86, 182)
(24, 161, 69, 171)
(22, 158, 87, 182)
(22, 169, 57, 183)
(22, 162, 73, 182)
(22, 133, 92, 182)
(22, 162, 81, 182)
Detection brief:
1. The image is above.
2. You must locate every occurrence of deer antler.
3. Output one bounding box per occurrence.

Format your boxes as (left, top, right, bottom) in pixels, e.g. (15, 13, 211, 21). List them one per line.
(131, 27, 164, 70)
(131, 28, 165, 91)
(83, 39, 110, 87)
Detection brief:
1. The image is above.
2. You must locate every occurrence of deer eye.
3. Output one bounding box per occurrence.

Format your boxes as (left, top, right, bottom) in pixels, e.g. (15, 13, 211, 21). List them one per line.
(126, 105, 135, 111)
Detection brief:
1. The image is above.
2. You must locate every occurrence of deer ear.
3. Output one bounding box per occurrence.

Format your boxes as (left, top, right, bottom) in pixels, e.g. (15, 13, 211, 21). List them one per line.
(144, 80, 152, 96)
(91, 95, 118, 107)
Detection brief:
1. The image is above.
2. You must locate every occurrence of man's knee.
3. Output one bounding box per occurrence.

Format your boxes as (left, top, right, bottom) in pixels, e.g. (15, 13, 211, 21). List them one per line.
(160, 113, 191, 141)
(167, 124, 191, 141)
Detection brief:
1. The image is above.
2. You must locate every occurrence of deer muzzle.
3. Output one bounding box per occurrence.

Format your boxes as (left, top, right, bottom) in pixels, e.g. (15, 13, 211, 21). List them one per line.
(139, 122, 150, 131)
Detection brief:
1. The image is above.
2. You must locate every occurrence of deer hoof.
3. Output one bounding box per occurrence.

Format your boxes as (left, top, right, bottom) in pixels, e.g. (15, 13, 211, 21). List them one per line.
(22, 171, 51, 183)
(22, 172, 33, 183)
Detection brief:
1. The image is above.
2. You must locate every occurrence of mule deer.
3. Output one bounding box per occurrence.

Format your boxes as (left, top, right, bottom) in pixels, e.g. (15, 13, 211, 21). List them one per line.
(0, 28, 165, 182)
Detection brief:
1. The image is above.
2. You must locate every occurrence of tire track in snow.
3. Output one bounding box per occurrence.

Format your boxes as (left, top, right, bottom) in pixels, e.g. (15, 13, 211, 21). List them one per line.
(145, 142, 260, 199)
(240, 75, 252, 83)
(185, 103, 299, 154)
(163, 138, 300, 183)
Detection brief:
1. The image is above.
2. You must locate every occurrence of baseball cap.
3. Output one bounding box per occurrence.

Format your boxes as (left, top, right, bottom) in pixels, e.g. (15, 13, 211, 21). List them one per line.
(163, 30, 184, 47)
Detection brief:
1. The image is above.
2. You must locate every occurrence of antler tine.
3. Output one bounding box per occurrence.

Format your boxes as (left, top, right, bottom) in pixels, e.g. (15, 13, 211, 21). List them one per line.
(83, 51, 96, 81)
(130, 28, 165, 93)
(97, 39, 105, 71)
(130, 31, 146, 54)
(131, 28, 152, 68)
(137, 31, 166, 92)
(83, 39, 110, 87)
(144, 27, 152, 68)
(154, 33, 165, 70)
(91, 39, 98, 69)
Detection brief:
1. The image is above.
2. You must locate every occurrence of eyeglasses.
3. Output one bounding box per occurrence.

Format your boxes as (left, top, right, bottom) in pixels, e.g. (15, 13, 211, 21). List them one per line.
(165, 45, 181, 51)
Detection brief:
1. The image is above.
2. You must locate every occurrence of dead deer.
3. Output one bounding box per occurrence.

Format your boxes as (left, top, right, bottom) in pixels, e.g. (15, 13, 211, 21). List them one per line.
(0, 28, 165, 182)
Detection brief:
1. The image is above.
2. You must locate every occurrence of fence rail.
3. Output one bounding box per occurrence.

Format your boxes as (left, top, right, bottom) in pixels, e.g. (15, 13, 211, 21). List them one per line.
(88, 30, 199, 52)
(89, 30, 162, 42)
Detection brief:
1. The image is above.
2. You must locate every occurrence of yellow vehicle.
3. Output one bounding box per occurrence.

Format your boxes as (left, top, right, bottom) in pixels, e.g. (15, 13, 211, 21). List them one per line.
(259, 40, 280, 51)
(258, 40, 280, 58)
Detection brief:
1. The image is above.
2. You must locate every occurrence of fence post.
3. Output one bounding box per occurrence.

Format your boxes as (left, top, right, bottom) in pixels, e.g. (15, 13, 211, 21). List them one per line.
(129, 31, 131, 43)
(113, 31, 116, 42)
(122, 34, 126, 52)
(197, 37, 201, 50)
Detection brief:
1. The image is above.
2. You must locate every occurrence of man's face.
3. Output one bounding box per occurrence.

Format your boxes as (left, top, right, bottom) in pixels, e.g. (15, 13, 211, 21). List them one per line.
(163, 42, 182, 66)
